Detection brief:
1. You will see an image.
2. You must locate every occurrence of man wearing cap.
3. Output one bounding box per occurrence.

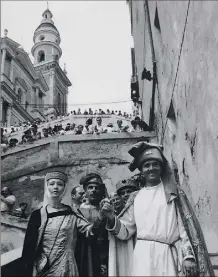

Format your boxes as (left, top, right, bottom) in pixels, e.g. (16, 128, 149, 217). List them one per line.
(101, 142, 214, 276)
(116, 178, 138, 205)
(77, 173, 109, 277)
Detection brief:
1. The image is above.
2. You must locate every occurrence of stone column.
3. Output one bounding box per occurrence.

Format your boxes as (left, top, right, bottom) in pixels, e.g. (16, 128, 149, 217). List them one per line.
(63, 92, 66, 114)
(23, 91, 26, 107)
(9, 58, 14, 82)
(36, 87, 40, 109)
(42, 96, 44, 115)
(1, 97, 4, 123)
(1, 49, 7, 75)
(7, 102, 13, 127)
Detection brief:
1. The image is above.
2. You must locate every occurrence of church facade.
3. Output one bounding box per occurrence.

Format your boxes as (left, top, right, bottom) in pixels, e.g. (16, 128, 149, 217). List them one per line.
(0, 8, 72, 126)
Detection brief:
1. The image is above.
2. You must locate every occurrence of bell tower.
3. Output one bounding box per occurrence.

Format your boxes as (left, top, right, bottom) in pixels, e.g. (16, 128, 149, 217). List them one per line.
(31, 8, 62, 65)
(31, 7, 71, 120)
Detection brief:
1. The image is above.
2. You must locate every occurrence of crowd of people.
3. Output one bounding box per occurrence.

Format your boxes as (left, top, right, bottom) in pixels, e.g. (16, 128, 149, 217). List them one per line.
(16, 142, 214, 277)
(68, 108, 134, 118)
(1, 186, 28, 219)
(1, 108, 135, 130)
(1, 115, 151, 152)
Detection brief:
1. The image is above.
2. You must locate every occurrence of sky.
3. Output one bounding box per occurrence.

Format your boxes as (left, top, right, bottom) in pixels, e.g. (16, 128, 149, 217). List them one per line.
(1, 1, 134, 114)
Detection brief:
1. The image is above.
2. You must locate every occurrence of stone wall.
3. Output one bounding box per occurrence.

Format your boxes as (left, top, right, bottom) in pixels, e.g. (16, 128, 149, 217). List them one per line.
(1, 214, 27, 254)
(129, 0, 218, 252)
(1, 131, 156, 214)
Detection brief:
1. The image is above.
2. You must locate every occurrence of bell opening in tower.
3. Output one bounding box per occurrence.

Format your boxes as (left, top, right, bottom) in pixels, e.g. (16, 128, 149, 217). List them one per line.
(38, 50, 45, 63)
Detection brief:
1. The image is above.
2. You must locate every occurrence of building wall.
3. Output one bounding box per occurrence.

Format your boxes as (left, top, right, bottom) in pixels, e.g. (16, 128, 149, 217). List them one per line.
(129, 0, 218, 252)
(130, 0, 153, 124)
(1, 42, 47, 124)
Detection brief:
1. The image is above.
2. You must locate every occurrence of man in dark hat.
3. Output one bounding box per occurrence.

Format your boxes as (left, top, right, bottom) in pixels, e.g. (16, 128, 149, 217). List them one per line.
(101, 142, 214, 276)
(77, 173, 109, 277)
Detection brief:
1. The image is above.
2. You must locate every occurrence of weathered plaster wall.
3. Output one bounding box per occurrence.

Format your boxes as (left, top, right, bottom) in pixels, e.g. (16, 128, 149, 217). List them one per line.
(130, 0, 153, 124)
(131, 0, 218, 252)
(1, 132, 155, 214)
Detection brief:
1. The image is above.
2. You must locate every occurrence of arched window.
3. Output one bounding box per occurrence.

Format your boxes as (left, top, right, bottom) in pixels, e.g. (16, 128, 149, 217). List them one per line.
(37, 50, 45, 63)
(17, 88, 22, 103)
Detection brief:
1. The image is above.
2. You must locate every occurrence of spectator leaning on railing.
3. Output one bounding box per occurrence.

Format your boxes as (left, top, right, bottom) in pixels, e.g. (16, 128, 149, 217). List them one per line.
(2, 110, 143, 153)
(1, 187, 16, 213)
(95, 117, 107, 134)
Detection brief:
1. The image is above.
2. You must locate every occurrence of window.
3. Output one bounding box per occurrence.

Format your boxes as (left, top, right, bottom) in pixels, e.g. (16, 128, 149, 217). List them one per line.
(17, 88, 22, 103)
(40, 35, 45, 41)
(37, 50, 45, 63)
(4, 55, 11, 78)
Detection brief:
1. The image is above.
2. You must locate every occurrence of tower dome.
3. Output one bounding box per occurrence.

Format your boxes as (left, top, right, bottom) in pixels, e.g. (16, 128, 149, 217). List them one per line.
(31, 8, 62, 65)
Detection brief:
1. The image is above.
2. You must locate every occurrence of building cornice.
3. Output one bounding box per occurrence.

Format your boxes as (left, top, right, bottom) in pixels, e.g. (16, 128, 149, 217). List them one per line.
(31, 41, 62, 57)
(33, 29, 61, 44)
(34, 60, 72, 87)
(55, 62, 72, 87)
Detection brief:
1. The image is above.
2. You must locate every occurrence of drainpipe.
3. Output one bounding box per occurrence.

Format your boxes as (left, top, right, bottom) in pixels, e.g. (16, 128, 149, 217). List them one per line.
(144, 0, 157, 130)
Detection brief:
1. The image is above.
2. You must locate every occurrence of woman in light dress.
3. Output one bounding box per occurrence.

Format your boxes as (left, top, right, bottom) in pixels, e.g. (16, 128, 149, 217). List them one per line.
(21, 171, 98, 277)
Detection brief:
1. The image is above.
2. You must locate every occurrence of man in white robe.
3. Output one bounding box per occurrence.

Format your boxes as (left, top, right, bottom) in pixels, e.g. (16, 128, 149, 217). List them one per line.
(101, 142, 214, 276)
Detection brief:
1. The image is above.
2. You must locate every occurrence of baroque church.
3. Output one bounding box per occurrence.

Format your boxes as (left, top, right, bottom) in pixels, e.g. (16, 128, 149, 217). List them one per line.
(0, 8, 72, 126)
